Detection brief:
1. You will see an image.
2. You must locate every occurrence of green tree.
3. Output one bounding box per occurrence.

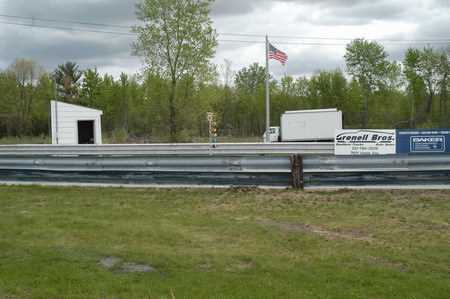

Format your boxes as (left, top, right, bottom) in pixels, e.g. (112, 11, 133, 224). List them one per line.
(0, 71, 19, 136)
(345, 80, 364, 128)
(234, 63, 268, 135)
(54, 62, 82, 103)
(418, 48, 441, 116)
(235, 63, 266, 94)
(98, 74, 118, 132)
(344, 39, 391, 128)
(31, 74, 53, 136)
(81, 68, 102, 107)
(217, 59, 235, 135)
(133, 0, 218, 141)
(404, 47, 444, 125)
(294, 77, 310, 99)
(126, 75, 147, 138)
(277, 75, 301, 115)
(7, 59, 44, 135)
(438, 49, 449, 127)
(119, 73, 130, 132)
(308, 70, 347, 109)
(404, 48, 426, 127)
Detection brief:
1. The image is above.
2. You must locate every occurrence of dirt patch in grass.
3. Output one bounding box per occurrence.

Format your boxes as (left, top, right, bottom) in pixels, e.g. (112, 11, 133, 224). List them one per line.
(197, 262, 213, 272)
(121, 262, 156, 273)
(259, 219, 374, 243)
(99, 257, 121, 269)
(226, 186, 263, 193)
(365, 256, 408, 272)
(99, 257, 157, 273)
(226, 260, 255, 272)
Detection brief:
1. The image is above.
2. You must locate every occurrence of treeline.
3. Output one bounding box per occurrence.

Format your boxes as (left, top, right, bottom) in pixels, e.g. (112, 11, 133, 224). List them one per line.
(0, 44, 449, 142)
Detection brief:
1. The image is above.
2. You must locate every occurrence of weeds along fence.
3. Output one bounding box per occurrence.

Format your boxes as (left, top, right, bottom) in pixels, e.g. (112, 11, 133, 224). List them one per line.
(0, 143, 449, 188)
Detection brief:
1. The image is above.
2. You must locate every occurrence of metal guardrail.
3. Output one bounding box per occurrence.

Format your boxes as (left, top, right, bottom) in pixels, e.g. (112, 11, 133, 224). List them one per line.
(0, 156, 291, 173)
(0, 144, 449, 188)
(303, 155, 450, 188)
(0, 143, 334, 156)
(1, 154, 449, 173)
(304, 155, 450, 173)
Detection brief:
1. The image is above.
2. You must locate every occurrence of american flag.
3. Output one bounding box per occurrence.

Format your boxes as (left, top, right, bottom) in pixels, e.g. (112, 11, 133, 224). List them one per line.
(269, 43, 288, 65)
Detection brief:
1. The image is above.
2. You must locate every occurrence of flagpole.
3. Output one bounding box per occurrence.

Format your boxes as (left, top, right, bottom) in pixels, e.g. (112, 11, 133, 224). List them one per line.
(54, 81, 59, 145)
(265, 35, 270, 143)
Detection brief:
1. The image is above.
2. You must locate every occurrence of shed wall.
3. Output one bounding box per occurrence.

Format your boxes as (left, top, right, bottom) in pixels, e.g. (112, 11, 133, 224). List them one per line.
(51, 101, 102, 145)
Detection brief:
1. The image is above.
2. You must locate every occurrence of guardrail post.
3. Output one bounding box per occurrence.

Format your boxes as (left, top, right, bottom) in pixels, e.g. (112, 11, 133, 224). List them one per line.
(290, 154, 304, 190)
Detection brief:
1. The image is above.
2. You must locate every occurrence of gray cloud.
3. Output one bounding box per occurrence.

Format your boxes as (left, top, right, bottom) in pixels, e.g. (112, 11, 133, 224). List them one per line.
(1, 0, 449, 78)
(0, 0, 138, 71)
(0, 25, 134, 71)
(279, 47, 345, 77)
(212, 0, 266, 16)
(298, 0, 408, 25)
(212, 0, 366, 17)
(5, 0, 138, 25)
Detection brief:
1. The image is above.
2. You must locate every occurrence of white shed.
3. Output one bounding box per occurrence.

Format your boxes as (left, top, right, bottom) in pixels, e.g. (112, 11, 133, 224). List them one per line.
(51, 101, 103, 145)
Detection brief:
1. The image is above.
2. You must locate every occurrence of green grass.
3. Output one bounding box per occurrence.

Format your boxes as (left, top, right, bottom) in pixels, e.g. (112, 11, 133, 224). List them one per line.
(0, 135, 261, 145)
(0, 186, 449, 299)
(0, 136, 50, 145)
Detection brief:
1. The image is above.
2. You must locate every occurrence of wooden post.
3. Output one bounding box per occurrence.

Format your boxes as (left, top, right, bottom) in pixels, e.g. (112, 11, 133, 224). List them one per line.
(290, 154, 304, 190)
(299, 155, 304, 190)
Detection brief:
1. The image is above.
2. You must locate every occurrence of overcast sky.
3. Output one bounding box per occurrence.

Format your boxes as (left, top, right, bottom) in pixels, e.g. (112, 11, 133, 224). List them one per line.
(0, 0, 449, 80)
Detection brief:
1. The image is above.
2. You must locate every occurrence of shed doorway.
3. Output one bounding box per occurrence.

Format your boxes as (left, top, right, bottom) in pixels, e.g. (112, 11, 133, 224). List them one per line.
(77, 120, 95, 144)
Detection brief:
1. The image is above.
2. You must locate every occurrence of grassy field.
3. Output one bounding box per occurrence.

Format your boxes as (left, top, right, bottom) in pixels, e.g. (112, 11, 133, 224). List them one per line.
(0, 186, 449, 299)
(0, 136, 50, 145)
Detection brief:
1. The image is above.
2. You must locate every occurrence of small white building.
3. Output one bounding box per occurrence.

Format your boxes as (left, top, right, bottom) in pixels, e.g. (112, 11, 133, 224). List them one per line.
(51, 101, 103, 145)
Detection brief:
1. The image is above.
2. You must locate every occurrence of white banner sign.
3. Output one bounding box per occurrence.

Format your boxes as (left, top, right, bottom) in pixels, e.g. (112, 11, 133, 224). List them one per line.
(335, 130, 396, 156)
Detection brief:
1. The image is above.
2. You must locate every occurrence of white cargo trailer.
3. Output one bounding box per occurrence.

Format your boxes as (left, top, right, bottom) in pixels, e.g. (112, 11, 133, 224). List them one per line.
(265, 108, 343, 142)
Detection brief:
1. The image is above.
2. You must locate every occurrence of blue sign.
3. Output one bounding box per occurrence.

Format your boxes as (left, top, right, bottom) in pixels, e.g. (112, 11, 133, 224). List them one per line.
(397, 130, 450, 154)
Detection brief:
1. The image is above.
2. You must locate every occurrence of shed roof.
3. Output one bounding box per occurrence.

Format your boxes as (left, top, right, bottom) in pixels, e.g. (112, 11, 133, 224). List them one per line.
(51, 101, 103, 115)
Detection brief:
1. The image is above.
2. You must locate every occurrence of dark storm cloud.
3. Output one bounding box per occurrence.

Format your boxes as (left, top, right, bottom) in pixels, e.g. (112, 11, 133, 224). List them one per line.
(0, 26, 134, 70)
(0, 0, 138, 71)
(213, 0, 445, 26)
(5, 0, 138, 25)
(211, 0, 266, 16)
(291, 0, 415, 26)
(282, 48, 345, 77)
(1, 0, 449, 76)
(212, 0, 378, 17)
(310, 1, 406, 25)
